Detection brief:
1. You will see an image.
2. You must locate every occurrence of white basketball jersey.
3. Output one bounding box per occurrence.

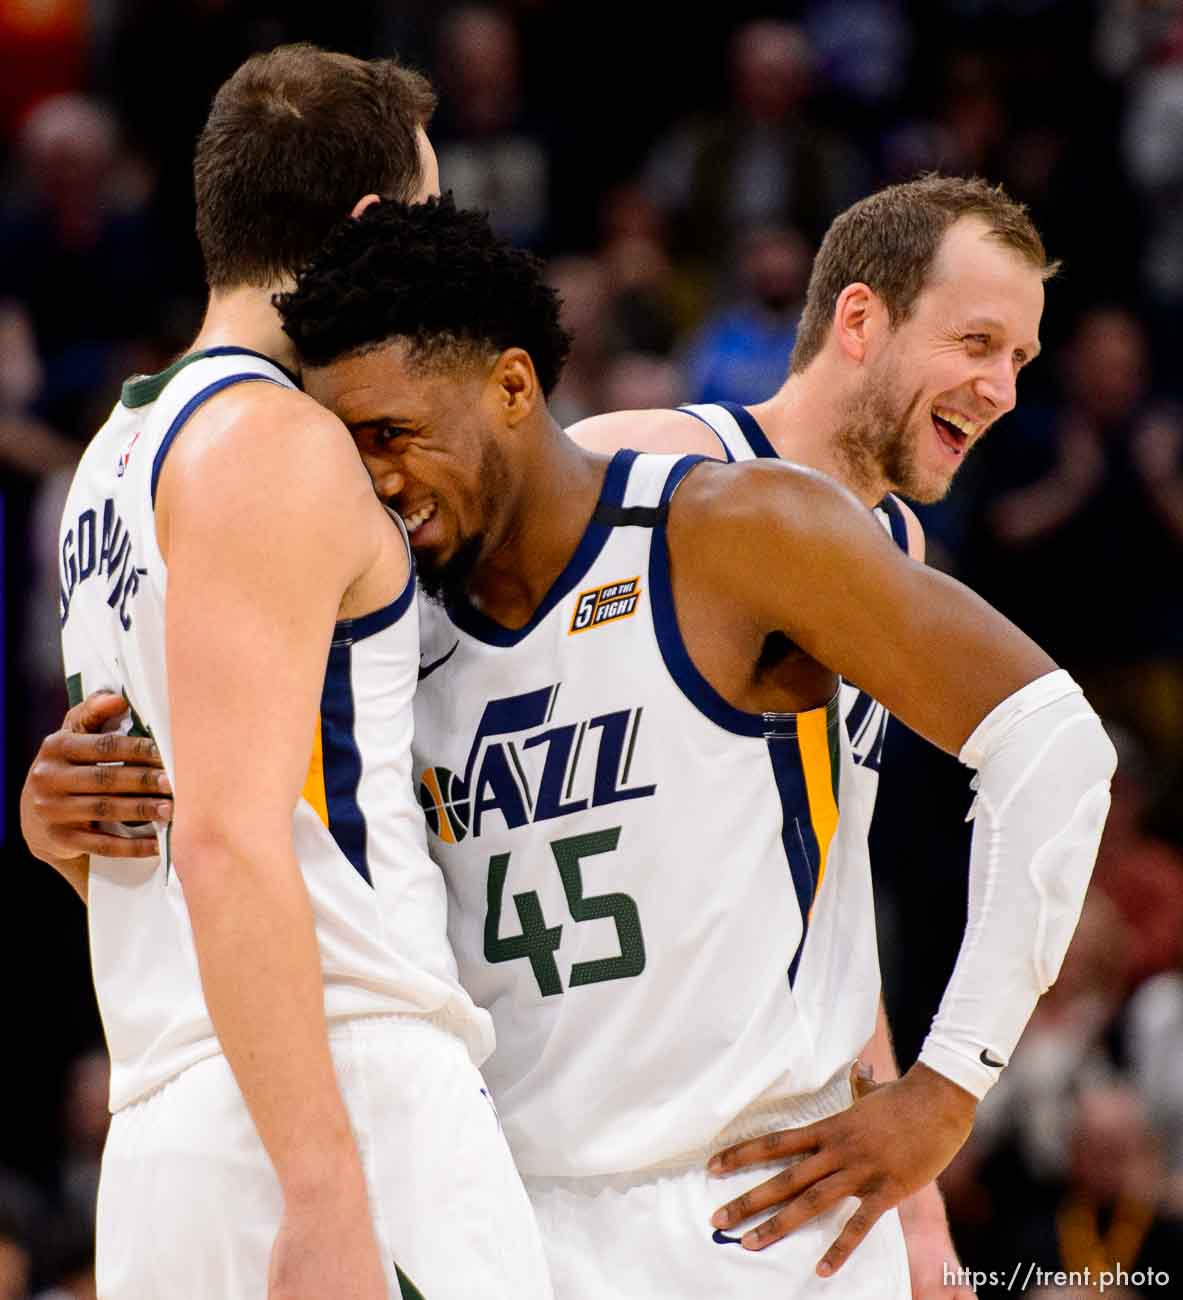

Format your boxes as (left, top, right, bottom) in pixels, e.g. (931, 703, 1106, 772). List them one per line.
(413, 450, 880, 1177)
(679, 401, 911, 820)
(59, 347, 493, 1112)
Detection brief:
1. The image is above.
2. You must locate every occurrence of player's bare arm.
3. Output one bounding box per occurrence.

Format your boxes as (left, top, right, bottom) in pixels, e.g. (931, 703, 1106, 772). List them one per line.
(20, 692, 172, 898)
(157, 382, 399, 1300)
(667, 458, 1113, 1276)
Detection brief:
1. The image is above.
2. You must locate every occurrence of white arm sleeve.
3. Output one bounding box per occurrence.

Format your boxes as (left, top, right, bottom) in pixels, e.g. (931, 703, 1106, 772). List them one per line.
(917, 670, 1116, 1100)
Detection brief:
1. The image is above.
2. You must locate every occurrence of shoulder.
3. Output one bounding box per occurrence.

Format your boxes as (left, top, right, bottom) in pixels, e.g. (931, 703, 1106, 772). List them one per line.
(155, 381, 377, 553)
(671, 457, 882, 557)
(567, 407, 725, 458)
(163, 382, 366, 497)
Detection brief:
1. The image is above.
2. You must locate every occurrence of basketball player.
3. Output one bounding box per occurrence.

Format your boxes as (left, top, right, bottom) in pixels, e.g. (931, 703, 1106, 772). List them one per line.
(45, 49, 550, 1300)
(262, 196, 1115, 1299)
(23, 181, 1076, 1297)
(565, 173, 1035, 1294)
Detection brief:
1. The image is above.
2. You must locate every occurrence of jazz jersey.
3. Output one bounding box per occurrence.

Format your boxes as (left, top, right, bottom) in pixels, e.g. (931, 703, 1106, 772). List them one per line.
(59, 347, 493, 1112)
(413, 450, 881, 1177)
(679, 400, 911, 818)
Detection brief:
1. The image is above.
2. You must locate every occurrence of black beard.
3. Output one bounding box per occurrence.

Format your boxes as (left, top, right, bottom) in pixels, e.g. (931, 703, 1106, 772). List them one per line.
(416, 533, 484, 607)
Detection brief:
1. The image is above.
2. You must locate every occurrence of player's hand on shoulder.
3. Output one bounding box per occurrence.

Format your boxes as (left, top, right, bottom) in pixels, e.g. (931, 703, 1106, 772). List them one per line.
(707, 1062, 976, 1278)
(21, 689, 172, 865)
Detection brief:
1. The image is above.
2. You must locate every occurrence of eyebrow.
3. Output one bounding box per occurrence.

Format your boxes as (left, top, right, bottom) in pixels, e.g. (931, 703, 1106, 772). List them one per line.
(964, 317, 1042, 359)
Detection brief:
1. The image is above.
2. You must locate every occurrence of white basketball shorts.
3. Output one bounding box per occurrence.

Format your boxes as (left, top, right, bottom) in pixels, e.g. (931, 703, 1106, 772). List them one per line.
(95, 1014, 553, 1300)
(525, 1075, 909, 1299)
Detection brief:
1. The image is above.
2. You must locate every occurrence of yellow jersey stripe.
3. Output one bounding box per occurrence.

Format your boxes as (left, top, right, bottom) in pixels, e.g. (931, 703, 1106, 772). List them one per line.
(302, 719, 329, 827)
(797, 708, 839, 910)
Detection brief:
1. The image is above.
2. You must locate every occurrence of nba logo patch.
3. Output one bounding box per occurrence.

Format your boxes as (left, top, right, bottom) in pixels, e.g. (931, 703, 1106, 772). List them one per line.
(570, 577, 642, 634)
(116, 429, 143, 478)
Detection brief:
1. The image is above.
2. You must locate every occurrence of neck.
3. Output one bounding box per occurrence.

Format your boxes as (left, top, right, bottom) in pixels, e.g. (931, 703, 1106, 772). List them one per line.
(189, 282, 301, 377)
(749, 361, 890, 507)
(468, 421, 608, 628)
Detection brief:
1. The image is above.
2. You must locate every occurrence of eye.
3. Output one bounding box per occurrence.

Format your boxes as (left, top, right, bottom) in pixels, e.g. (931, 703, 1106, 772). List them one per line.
(964, 333, 991, 354)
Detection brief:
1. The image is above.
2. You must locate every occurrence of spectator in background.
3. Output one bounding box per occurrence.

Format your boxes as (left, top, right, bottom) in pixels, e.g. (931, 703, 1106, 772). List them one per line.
(1001, 1085, 1183, 1294)
(1124, 936, 1183, 1219)
(432, 6, 551, 248)
(55, 1054, 107, 1230)
(1118, 17, 1183, 381)
(0, 94, 161, 434)
(1091, 726, 1183, 994)
(968, 306, 1183, 757)
(682, 224, 810, 405)
(546, 256, 614, 427)
(0, 0, 86, 141)
(643, 20, 866, 275)
(0, 1202, 31, 1300)
(599, 352, 683, 414)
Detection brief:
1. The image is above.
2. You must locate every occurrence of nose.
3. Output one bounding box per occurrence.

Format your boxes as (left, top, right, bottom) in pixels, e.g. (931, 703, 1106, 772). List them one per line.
(973, 356, 1018, 417)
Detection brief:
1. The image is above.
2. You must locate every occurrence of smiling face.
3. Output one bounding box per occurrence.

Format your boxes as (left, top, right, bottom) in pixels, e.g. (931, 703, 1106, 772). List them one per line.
(304, 339, 515, 603)
(844, 216, 1045, 503)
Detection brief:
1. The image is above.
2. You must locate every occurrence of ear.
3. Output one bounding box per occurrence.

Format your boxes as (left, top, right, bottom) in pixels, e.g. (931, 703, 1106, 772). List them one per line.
(350, 193, 382, 219)
(832, 283, 887, 364)
(491, 348, 539, 428)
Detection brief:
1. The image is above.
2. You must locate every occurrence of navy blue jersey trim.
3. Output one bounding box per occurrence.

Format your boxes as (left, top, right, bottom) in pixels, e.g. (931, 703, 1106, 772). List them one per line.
(765, 728, 821, 986)
(149, 373, 284, 504)
(648, 455, 774, 737)
(335, 530, 417, 643)
(717, 401, 778, 459)
(446, 448, 638, 646)
(196, 346, 301, 389)
(321, 642, 371, 886)
(676, 406, 735, 462)
(876, 493, 910, 553)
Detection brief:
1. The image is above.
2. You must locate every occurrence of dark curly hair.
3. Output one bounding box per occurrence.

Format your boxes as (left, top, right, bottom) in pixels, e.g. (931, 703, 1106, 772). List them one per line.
(275, 195, 572, 395)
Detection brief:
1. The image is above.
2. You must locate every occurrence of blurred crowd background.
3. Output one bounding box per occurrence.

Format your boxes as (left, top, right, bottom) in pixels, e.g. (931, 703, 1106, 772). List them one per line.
(2, 1, 1182, 1297)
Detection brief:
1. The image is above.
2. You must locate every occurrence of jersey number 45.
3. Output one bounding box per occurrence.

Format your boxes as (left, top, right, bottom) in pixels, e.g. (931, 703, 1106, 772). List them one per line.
(484, 827, 646, 996)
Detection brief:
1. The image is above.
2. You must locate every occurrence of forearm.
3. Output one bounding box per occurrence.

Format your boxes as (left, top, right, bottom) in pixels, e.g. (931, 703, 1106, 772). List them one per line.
(176, 825, 363, 1198)
(919, 672, 1116, 1099)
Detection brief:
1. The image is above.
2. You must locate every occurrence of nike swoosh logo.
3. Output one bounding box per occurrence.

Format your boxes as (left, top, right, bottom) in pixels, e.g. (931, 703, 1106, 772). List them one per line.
(418, 641, 459, 681)
(980, 1048, 1006, 1068)
(712, 1229, 743, 1246)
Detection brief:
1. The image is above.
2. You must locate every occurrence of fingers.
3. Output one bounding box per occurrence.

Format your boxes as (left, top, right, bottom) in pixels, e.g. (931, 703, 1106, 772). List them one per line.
(66, 690, 129, 734)
(708, 1120, 820, 1176)
(49, 828, 162, 858)
(737, 1172, 859, 1251)
(711, 1150, 836, 1232)
(63, 796, 172, 824)
(816, 1193, 889, 1277)
(57, 731, 167, 772)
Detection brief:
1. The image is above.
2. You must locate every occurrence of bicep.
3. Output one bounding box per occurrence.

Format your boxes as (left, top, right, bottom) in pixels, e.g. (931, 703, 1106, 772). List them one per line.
(162, 415, 375, 837)
(721, 467, 1055, 754)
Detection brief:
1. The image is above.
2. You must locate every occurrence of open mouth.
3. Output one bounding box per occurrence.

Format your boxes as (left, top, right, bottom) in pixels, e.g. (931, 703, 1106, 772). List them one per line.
(401, 499, 438, 539)
(930, 408, 974, 458)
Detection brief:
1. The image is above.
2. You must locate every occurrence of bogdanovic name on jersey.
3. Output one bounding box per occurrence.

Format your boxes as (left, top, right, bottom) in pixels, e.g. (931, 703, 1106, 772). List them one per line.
(60, 346, 493, 1113)
(60, 496, 146, 632)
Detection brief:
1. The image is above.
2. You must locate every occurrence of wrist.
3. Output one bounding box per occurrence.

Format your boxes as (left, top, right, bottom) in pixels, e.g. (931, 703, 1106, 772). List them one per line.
(281, 1137, 368, 1208)
(904, 1062, 978, 1135)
